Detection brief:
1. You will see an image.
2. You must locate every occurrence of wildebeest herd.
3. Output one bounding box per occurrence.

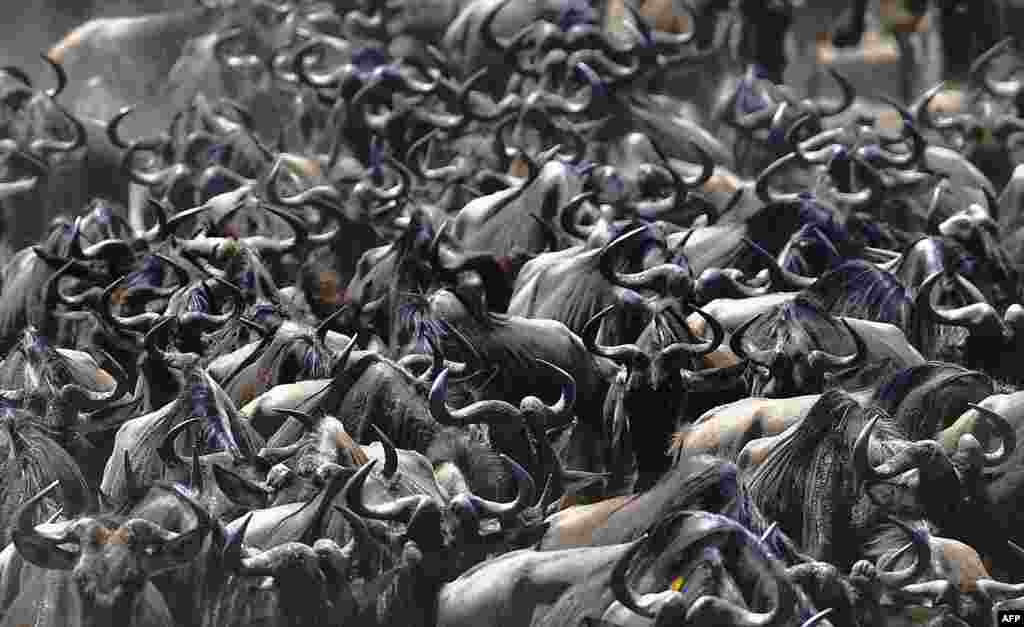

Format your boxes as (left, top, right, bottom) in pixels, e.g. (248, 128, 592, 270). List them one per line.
(7, 0, 1024, 625)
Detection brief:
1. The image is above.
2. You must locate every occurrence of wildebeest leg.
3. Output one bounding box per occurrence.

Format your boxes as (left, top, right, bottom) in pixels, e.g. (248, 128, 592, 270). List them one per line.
(805, 38, 822, 100)
(896, 34, 916, 105)
(5, 191, 46, 251)
(937, 0, 1003, 83)
(738, 0, 793, 84)
(833, 0, 870, 48)
(129, 183, 148, 234)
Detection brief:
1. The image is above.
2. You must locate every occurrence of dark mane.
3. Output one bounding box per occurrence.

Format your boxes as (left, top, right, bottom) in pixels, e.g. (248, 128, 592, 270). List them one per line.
(898, 236, 963, 280)
(743, 390, 905, 565)
(745, 197, 850, 258)
(869, 363, 993, 440)
(425, 427, 509, 501)
(781, 224, 844, 276)
(393, 291, 451, 356)
(748, 295, 850, 354)
(745, 390, 856, 525)
(802, 260, 913, 329)
(0, 412, 92, 545)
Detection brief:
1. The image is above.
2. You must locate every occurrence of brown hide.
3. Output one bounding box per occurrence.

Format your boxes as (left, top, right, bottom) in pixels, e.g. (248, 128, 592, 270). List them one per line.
(686, 313, 741, 369)
(879, 0, 932, 34)
(49, 25, 89, 64)
(671, 397, 808, 459)
(933, 536, 990, 594)
(605, 0, 692, 34)
(701, 170, 741, 196)
(544, 495, 636, 548)
(737, 434, 776, 469)
(508, 155, 530, 178)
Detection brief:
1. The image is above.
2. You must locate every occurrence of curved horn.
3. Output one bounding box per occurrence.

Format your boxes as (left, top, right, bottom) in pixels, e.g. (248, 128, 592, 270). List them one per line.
(370, 423, 398, 480)
(264, 157, 342, 208)
(744, 237, 818, 291)
(106, 106, 137, 149)
(158, 418, 201, 468)
(121, 142, 186, 189)
(429, 368, 522, 426)
(41, 54, 67, 99)
(916, 271, 1005, 336)
(30, 103, 86, 156)
(526, 359, 576, 422)
(971, 38, 1020, 99)
(801, 608, 835, 627)
(728, 312, 775, 368)
(976, 577, 1024, 603)
(965, 403, 1016, 466)
(806, 318, 867, 372)
(651, 137, 713, 191)
(480, 0, 517, 56)
(599, 226, 691, 295)
(59, 352, 129, 409)
(755, 153, 804, 204)
(611, 533, 656, 618)
(581, 304, 647, 366)
(854, 412, 948, 486)
(657, 306, 726, 362)
(815, 69, 854, 117)
(869, 97, 926, 168)
(876, 516, 932, 589)
(461, 454, 535, 519)
(101, 275, 164, 333)
(557, 191, 596, 241)
(0, 65, 31, 87)
(343, 460, 427, 522)
(11, 480, 79, 570)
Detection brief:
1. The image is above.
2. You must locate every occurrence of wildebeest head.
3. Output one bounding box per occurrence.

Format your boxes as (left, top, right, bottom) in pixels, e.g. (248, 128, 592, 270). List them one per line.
(915, 271, 1024, 383)
(100, 338, 264, 507)
(164, 1, 316, 131)
(716, 68, 856, 177)
(853, 402, 1012, 528)
(741, 390, 981, 569)
(608, 509, 829, 627)
(0, 219, 98, 353)
(0, 406, 92, 547)
(12, 480, 211, 618)
(0, 55, 81, 158)
(429, 359, 580, 487)
(729, 296, 867, 397)
(212, 313, 339, 408)
(511, 222, 695, 346)
(343, 451, 535, 574)
(868, 362, 996, 440)
(0, 327, 128, 449)
(153, 416, 274, 522)
(583, 300, 731, 489)
(801, 261, 914, 335)
(912, 40, 1024, 191)
(932, 203, 1019, 309)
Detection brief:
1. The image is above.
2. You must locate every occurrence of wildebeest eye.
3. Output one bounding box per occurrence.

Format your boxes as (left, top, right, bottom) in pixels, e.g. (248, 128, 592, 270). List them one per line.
(144, 545, 161, 556)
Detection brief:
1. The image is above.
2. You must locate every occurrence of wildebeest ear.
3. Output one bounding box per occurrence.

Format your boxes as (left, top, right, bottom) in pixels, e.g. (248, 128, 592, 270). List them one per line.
(211, 464, 270, 510)
(514, 521, 550, 549)
(146, 525, 209, 576)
